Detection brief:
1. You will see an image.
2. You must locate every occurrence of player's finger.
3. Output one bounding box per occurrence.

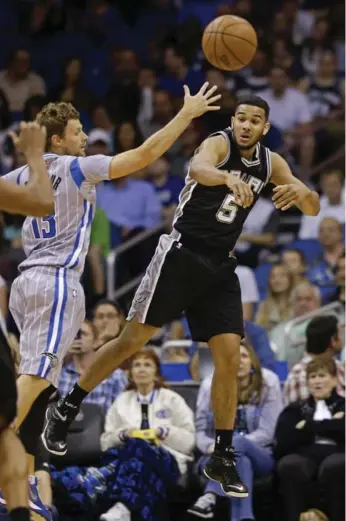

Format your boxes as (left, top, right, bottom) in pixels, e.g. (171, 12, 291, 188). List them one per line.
(272, 186, 288, 201)
(198, 81, 209, 96)
(244, 186, 253, 207)
(206, 105, 221, 111)
(276, 196, 296, 209)
(183, 85, 190, 97)
(281, 200, 297, 211)
(236, 185, 247, 207)
(204, 85, 218, 99)
(8, 131, 19, 145)
(274, 191, 294, 206)
(207, 94, 222, 105)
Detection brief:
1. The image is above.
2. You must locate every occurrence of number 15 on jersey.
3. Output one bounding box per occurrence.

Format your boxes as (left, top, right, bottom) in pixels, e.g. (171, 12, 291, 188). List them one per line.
(32, 214, 57, 239)
(216, 193, 239, 224)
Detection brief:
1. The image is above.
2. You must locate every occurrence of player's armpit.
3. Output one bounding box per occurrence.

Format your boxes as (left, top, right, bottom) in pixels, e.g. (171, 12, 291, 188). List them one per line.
(0, 179, 53, 216)
(270, 152, 320, 216)
(188, 135, 229, 186)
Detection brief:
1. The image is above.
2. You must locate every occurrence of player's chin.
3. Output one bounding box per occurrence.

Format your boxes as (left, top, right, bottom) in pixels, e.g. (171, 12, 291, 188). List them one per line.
(237, 140, 256, 150)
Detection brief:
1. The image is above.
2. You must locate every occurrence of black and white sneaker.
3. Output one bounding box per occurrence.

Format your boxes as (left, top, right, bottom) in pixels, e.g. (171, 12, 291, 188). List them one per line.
(187, 493, 216, 519)
(204, 451, 248, 498)
(41, 401, 77, 456)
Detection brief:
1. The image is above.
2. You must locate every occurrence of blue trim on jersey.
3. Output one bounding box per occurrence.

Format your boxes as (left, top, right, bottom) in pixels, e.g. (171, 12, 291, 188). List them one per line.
(70, 157, 86, 189)
(16, 165, 28, 185)
(69, 201, 94, 269)
(38, 269, 60, 376)
(63, 199, 88, 268)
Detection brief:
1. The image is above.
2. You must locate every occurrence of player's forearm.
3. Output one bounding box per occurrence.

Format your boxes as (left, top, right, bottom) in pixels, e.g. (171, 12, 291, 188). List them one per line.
(298, 190, 320, 216)
(26, 155, 54, 214)
(189, 161, 228, 186)
(139, 109, 193, 164)
(240, 232, 275, 246)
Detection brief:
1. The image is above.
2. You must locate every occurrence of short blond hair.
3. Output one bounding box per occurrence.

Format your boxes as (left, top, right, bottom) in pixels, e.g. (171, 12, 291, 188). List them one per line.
(36, 102, 80, 150)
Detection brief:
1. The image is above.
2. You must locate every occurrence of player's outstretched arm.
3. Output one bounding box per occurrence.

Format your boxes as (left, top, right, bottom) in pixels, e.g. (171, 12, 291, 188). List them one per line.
(0, 123, 54, 216)
(270, 152, 320, 216)
(108, 82, 221, 179)
(189, 134, 254, 208)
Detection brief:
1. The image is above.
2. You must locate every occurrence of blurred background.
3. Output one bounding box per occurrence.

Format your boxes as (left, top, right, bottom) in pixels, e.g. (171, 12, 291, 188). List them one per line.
(0, 1, 344, 521)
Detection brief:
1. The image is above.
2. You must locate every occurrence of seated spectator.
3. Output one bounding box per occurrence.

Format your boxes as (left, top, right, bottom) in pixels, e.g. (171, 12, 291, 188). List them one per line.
(283, 315, 345, 405)
(100, 349, 195, 521)
(280, 0, 315, 46)
(259, 67, 314, 176)
(282, 248, 307, 287)
(235, 264, 260, 321)
(92, 299, 124, 347)
(188, 342, 282, 520)
(0, 48, 46, 113)
(235, 196, 279, 268)
(50, 57, 93, 112)
(23, 95, 46, 123)
(147, 156, 184, 225)
(0, 274, 7, 317)
(90, 104, 115, 151)
(275, 356, 345, 521)
(236, 49, 270, 97)
(330, 250, 345, 305)
(113, 120, 143, 155)
(202, 68, 237, 133)
(308, 217, 344, 303)
(300, 18, 332, 78)
(170, 123, 200, 178)
(255, 263, 294, 332)
(299, 170, 345, 240)
(59, 319, 127, 413)
(159, 45, 205, 99)
(270, 281, 322, 366)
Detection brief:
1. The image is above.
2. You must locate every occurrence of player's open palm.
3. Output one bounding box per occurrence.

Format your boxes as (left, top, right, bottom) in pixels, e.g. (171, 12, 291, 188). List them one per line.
(182, 82, 221, 119)
(9, 122, 46, 157)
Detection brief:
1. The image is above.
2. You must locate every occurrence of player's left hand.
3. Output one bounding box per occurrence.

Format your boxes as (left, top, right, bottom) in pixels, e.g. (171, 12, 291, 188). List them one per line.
(182, 82, 221, 119)
(9, 121, 47, 157)
(272, 184, 309, 211)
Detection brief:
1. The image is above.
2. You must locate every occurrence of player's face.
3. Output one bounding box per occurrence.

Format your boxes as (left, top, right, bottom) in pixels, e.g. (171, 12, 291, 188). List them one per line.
(130, 356, 157, 388)
(232, 105, 270, 150)
(61, 119, 88, 156)
(308, 370, 336, 400)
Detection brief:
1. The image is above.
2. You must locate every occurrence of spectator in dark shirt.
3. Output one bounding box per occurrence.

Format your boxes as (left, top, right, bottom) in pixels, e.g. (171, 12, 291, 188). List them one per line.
(276, 356, 345, 521)
(50, 57, 93, 112)
(170, 123, 200, 178)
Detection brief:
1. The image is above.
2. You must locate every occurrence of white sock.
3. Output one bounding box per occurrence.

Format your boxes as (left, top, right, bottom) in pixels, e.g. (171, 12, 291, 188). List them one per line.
(203, 493, 216, 504)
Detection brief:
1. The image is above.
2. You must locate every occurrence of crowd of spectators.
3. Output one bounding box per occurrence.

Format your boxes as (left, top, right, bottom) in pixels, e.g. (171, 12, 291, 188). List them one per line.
(0, 1, 344, 521)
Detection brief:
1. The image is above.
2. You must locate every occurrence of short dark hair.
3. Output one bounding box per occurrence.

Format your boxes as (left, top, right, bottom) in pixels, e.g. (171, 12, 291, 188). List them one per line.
(93, 298, 122, 316)
(306, 315, 339, 355)
(283, 247, 306, 266)
(306, 355, 337, 379)
(235, 95, 270, 120)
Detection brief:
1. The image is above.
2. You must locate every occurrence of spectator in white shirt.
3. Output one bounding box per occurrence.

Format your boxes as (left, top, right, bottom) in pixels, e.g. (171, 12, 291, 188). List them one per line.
(259, 67, 315, 176)
(235, 265, 260, 321)
(299, 170, 345, 239)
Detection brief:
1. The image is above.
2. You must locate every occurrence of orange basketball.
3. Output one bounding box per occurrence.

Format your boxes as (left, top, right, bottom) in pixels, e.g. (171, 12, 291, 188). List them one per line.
(202, 15, 258, 71)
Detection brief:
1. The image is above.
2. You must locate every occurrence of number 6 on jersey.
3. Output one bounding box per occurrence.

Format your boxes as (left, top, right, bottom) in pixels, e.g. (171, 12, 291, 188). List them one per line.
(216, 193, 239, 224)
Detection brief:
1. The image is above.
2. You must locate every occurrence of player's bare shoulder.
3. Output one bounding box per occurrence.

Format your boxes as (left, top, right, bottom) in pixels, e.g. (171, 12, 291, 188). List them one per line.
(191, 134, 229, 167)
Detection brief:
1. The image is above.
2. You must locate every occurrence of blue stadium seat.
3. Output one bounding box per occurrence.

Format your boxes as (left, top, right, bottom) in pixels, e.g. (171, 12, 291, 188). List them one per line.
(255, 263, 272, 301)
(161, 363, 191, 382)
(283, 239, 323, 266)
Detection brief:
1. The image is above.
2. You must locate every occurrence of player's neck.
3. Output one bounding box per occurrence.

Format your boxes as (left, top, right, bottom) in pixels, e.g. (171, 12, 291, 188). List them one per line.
(238, 145, 257, 161)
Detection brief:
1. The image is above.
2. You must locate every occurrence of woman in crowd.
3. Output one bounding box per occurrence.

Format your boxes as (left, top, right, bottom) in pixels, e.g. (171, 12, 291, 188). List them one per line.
(188, 342, 283, 521)
(93, 299, 125, 347)
(59, 319, 127, 413)
(275, 356, 345, 521)
(256, 262, 294, 332)
(51, 57, 93, 111)
(281, 248, 307, 287)
(99, 349, 195, 521)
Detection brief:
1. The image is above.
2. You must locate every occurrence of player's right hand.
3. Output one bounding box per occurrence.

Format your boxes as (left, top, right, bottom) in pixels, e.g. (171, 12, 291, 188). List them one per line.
(226, 177, 254, 208)
(181, 82, 221, 119)
(9, 122, 47, 157)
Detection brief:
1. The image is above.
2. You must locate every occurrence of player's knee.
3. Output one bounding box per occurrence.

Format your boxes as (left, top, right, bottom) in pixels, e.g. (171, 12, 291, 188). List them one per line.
(209, 333, 241, 369)
(0, 428, 28, 484)
(0, 398, 17, 429)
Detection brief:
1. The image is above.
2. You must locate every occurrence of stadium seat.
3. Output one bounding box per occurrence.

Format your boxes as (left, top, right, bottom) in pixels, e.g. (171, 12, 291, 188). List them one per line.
(198, 347, 214, 381)
(50, 403, 105, 469)
(161, 362, 191, 382)
(171, 382, 199, 412)
(274, 360, 289, 382)
(284, 239, 323, 266)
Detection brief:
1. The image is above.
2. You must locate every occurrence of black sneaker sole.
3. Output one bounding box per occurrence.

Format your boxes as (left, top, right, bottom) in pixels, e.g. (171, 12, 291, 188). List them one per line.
(186, 508, 214, 519)
(40, 408, 67, 457)
(203, 467, 222, 483)
(220, 483, 249, 498)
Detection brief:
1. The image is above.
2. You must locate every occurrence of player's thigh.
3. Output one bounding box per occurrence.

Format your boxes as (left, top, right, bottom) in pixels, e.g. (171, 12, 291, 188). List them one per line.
(9, 276, 26, 332)
(128, 235, 192, 328)
(16, 268, 85, 387)
(187, 267, 244, 343)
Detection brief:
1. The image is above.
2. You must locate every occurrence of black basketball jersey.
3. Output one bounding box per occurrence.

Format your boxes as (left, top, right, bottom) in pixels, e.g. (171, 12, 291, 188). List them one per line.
(173, 127, 271, 256)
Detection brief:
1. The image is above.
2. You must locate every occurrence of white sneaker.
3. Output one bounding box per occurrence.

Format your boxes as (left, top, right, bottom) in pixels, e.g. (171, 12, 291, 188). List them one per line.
(100, 502, 131, 521)
(187, 493, 216, 519)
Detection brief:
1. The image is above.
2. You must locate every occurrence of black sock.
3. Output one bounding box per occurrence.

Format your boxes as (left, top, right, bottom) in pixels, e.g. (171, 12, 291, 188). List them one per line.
(58, 384, 88, 417)
(215, 429, 234, 456)
(9, 507, 31, 521)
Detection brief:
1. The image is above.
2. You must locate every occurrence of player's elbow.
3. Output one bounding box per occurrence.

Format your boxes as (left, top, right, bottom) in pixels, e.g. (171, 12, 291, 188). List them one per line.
(189, 160, 203, 181)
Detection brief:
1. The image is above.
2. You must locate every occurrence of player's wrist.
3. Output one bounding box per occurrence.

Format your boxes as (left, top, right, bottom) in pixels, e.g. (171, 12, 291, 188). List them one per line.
(178, 106, 194, 122)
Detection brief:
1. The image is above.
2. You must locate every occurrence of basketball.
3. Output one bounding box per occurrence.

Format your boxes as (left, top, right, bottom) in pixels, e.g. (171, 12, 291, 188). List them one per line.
(202, 15, 258, 71)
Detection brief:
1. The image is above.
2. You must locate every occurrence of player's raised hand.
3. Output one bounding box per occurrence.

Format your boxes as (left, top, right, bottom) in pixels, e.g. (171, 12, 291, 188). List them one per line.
(9, 122, 47, 157)
(272, 184, 307, 211)
(181, 82, 221, 119)
(226, 177, 254, 208)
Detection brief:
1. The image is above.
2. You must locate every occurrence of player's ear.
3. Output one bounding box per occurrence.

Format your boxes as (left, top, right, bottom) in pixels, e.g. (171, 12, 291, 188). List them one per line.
(51, 133, 62, 149)
(262, 121, 270, 136)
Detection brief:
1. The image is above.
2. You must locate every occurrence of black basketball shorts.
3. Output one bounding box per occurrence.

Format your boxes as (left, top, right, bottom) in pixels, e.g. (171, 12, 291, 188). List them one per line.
(127, 233, 244, 342)
(0, 336, 17, 428)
